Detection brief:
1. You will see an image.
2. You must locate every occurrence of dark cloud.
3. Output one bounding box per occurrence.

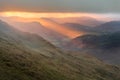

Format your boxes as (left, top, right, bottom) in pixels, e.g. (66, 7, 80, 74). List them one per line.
(0, 0, 119, 13)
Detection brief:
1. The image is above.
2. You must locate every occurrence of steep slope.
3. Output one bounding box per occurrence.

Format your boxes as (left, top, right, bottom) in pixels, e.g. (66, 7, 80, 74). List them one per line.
(5, 21, 69, 47)
(0, 20, 120, 80)
(0, 20, 62, 56)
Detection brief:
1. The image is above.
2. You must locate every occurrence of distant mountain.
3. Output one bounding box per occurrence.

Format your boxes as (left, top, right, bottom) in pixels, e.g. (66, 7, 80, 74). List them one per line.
(0, 20, 120, 80)
(51, 16, 104, 27)
(62, 23, 98, 33)
(95, 21, 120, 33)
(62, 21, 120, 34)
(71, 32, 120, 64)
(73, 32, 120, 49)
(5, 21, 70, 48)
(0, 20, 62, 56)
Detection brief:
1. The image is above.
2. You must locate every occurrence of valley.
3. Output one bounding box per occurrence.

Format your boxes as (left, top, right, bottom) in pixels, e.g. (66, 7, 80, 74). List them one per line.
(0, 16, 120, 80)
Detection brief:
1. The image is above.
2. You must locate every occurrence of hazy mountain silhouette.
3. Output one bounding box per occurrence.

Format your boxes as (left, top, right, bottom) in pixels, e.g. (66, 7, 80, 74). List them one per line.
(51, 16, 104, 27)
(95, 21, 120, 33)
(62, 23, 98, 33)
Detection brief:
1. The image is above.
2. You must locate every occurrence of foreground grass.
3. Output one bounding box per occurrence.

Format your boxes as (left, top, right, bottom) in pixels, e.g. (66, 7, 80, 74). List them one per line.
(0, 38, 120, 80)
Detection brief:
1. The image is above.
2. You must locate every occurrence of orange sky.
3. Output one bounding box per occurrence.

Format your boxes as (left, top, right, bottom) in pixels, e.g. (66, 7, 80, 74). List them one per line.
(0, 11, 104, 19)
(0, 11, 114, 22)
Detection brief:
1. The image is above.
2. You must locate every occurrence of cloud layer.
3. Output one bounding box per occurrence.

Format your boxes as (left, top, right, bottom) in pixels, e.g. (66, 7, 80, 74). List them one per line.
(0, 0, 119, 13)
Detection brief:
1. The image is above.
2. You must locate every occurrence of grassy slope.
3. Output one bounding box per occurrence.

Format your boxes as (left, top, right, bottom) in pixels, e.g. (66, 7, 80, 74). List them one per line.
(0, 36, 120, 80)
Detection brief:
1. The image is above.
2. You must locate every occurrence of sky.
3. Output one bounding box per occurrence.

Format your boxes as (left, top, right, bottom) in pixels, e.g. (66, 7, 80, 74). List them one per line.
(0, 0, 120, 21)
(0, 0, 119, 13)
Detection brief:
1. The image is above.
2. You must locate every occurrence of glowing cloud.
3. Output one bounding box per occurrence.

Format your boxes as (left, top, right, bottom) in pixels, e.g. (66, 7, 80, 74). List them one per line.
(0, 12, 101, 18)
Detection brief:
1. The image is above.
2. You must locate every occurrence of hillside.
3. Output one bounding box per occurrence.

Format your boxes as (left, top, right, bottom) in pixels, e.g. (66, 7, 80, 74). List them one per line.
(4, 21, 69, 47)
(71, 32, 120, 64)
(95, 21, 120, 33)
(62, 23, 102, 34)
(0, 20, 120, 80)
(72, 32, 120, 49)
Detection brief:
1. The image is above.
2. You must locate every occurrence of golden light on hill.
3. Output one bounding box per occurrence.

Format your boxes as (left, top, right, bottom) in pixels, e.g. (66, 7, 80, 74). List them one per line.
(38, 18, 85, 38)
